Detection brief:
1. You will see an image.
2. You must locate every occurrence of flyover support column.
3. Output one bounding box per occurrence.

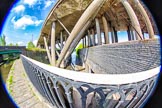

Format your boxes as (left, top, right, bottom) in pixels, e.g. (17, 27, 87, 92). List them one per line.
(111, 27, 115, 43)
(95, 18, 102, 45)
(56, 0, 106, 67)
(51, 22, 56, 66)
(88, 30, 92, 46)
(130, 27, 135, 40)
(113, 27, 118, 43)
(65, 35, 67, 42)
(91, 29, 95, 46)
(82, 37, 84, 48)
(43, 37, 52, 64)
(83, 37, 85, 48)
(102, 16, 109, 44)
(64, 21, 91, 64)
(87, 33, 89, 47)
(121, 0, 142, 40)
(85, 37, 86, 47)
(60, 31, 63, 50)
(135, 0, 154, 39)
(127, 26, 131, 41)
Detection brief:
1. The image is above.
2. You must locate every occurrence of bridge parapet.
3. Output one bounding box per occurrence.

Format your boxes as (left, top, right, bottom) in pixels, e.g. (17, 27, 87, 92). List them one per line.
(0, 46, 26, 55)
(0, 46, 26, 51)
(79, 39, 160, 74)
(21, 55, 160, 108)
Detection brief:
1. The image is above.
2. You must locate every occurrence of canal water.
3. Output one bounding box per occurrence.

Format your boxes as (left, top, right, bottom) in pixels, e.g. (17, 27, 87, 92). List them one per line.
(0, 61, 14, 83)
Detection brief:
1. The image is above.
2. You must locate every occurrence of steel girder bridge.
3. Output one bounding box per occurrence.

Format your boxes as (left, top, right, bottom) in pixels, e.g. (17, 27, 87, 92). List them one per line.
(0, 50, 21, 65)
(21, 0, 160, 108)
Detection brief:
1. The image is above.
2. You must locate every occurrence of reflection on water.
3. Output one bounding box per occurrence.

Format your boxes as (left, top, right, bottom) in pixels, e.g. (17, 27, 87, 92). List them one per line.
(0, 61, 13, 83)
(71, 51, 76, 65)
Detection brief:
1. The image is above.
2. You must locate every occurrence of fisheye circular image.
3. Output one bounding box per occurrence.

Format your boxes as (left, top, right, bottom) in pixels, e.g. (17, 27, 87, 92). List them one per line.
(0, 0, 161, 108)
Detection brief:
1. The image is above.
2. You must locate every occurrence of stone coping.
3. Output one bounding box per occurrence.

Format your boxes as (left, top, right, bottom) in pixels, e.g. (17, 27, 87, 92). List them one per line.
(21, 55, 160, 85)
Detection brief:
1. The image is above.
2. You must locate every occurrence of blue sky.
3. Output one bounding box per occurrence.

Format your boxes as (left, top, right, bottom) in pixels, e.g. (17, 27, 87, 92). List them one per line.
(1, 0, 56, 46)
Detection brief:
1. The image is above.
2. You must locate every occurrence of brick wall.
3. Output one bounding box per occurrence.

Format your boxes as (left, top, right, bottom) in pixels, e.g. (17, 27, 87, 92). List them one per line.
(79, 39, 161, 74)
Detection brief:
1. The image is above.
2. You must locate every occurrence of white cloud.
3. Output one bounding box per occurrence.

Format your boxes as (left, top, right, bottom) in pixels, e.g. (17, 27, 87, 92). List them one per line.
(33, 40, 38, 46)
(11, 15, 43, 29)
(23, 0, 38, 6)
(17, 41, 23, 45)
(13, 5, 25, 13)
(24, 33, 28, 36)
(44, 0, 54, 9)
(5, 36, 9, 40)
(5, 36, 10, 44)
(35, 20, 43, 26)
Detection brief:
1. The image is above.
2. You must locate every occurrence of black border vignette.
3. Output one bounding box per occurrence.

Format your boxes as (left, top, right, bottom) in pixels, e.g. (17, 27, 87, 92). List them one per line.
(0, 0, 162, 108)
(0, 0, 18, 107)
(142, 0, 162, 107)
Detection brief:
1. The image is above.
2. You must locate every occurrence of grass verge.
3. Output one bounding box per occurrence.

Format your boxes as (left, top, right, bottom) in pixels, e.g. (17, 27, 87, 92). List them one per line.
(6, 62, 15, 94)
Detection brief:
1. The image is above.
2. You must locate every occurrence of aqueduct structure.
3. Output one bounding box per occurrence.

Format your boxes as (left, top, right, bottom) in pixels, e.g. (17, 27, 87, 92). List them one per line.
(21, 0, 160, 107)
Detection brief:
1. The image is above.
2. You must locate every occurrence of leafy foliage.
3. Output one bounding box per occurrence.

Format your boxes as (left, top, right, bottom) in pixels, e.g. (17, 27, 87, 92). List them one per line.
(0, 34, 6, 46)
(75, 43, 83, 57)
(15, 43, 19, 46)
(26, 47, 46, 52)
(8, 43, 14, 46)
(26, 41, 46, 52)
(27, 41, 35, 48)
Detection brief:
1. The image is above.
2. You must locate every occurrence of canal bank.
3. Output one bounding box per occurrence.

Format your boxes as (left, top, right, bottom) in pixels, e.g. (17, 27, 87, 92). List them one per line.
(0, 61, 14, 83)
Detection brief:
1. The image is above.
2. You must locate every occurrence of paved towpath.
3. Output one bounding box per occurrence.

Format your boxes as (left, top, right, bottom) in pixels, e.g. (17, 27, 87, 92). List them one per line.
(7, 59, 50, 108)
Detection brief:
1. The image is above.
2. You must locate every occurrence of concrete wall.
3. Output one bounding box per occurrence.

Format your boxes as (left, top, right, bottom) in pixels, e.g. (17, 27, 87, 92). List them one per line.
(24, 51, 49, 64)
(79, 39, 160, 74)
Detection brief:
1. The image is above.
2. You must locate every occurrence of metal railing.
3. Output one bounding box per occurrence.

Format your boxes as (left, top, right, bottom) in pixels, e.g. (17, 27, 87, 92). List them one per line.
(21, 55, 160, 108)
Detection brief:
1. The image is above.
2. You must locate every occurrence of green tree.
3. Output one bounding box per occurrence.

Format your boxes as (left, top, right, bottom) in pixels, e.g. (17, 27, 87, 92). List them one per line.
(75, 43, 83, 57)
(0, 34, 6, 46)
(15, 43, 19, 46)
(27, 41, 35, 48)
(8, 43, 14, 46)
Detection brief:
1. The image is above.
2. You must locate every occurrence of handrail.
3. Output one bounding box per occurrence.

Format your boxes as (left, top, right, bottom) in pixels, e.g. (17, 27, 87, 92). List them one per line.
(21, 55, 160, 85)
(21, 55, 160, 108)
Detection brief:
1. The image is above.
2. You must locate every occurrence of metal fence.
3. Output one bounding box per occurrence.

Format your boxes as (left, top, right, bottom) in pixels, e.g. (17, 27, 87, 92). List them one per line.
(21, 55, 160, 108)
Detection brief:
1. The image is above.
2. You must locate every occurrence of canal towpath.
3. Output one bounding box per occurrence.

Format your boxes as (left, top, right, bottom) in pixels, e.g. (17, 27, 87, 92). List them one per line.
(6, 59, 52, 108)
